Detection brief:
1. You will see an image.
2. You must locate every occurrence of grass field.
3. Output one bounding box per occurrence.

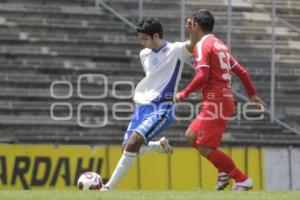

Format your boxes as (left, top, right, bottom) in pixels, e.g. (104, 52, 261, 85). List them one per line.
(0, 190, 300, 200)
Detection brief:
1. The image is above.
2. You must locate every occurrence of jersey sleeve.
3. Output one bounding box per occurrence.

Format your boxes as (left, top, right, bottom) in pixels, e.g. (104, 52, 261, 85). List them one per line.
(229, 55, 239, 69)
(139, 49, 148, 75)
(174, 42, 192, 61)
(231, 62, 256, 96)
(193, 40, 211, 70)
(178, 67, 210, 101)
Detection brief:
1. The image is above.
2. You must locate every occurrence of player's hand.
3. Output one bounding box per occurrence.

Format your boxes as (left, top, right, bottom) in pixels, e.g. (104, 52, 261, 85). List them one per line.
(249, 95, 266, 109)
(175, 92, 187, 102)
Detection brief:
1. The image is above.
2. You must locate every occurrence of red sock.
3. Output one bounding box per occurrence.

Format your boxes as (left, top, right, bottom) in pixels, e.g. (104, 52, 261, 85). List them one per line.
(207, 149, 247, 182)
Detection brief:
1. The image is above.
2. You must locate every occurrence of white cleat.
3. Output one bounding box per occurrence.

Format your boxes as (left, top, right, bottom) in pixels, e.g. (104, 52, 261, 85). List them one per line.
(100, 185, 111, 191)
(158, 137, 173, 155)
(232, 178, 253, 191)
(215, 172, 230, 190)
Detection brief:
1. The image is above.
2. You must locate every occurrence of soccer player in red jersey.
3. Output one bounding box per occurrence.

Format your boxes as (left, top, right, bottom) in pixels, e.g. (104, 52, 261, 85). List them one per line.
(176, 10, 265, 191)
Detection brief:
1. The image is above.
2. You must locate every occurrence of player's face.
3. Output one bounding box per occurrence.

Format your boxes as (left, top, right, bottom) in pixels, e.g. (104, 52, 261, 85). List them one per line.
(137, 32, 154, 49)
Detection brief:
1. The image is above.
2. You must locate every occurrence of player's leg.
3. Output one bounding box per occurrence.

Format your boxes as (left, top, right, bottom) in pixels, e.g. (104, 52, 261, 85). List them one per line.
(185, 127, 196, 145)
(186, 125, 231, 190)
(139, 137, 173, 155)
(102, 105, 145, 190)
(188, 100, 252, 190)
(138, 103, 175, 155)
(103, 104, 174, 190)
(200, 137, 253, 191)
(103, 132, 144, 190)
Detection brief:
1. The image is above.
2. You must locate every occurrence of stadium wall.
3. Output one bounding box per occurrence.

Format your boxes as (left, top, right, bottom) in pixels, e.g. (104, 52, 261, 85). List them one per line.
(0, 144, 298, 190)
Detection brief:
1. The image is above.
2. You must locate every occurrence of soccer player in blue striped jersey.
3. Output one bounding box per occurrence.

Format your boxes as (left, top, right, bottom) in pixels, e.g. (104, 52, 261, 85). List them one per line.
(101, 17, 198, 190)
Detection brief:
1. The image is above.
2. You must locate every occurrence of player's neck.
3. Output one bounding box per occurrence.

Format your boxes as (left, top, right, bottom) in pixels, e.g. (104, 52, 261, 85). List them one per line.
(152, 40, 167, 52)
(199, 32, 212, 40)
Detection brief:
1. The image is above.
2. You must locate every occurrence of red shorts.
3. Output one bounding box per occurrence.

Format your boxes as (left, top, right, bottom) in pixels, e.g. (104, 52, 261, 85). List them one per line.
(190, 98, 234, 149)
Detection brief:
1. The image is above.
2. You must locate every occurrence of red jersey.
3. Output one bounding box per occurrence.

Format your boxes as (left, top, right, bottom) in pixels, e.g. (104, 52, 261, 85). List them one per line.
(178, 35, 256, 149)
(193, 34, 236, 100)
(178, 34, 256, 102)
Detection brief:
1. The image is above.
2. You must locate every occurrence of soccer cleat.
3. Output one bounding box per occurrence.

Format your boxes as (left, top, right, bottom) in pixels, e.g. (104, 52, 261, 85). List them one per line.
(215, 172, 230, 190)
(158, 137, 173, 155)
(232, 178, 253, 191)
(100, 185, 111, 191)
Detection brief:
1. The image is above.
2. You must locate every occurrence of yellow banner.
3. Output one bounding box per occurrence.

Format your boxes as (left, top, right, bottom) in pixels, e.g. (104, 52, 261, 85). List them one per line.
(0, 144, 264, 190)
(0, 144, 108, 189)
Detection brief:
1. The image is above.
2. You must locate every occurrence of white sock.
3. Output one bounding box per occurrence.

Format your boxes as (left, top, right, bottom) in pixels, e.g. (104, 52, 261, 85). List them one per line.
(138, 141, 162, 156)
(105, 151, 137, 189)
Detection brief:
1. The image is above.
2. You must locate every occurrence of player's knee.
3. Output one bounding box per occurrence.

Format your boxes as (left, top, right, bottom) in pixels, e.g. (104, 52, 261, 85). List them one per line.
(125, 139, 140, 152)
(185, 128, 195, 145)
(124, 133, 145, 152)
(198, 146, 213, 157)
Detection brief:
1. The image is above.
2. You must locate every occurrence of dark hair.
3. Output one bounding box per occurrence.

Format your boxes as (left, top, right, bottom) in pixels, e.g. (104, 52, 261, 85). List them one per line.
(192, 10, 214, 33)
(136, 17, 163, 39)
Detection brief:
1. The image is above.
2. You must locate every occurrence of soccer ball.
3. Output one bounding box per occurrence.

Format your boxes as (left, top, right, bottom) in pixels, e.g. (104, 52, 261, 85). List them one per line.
(77, 172, 103, 190)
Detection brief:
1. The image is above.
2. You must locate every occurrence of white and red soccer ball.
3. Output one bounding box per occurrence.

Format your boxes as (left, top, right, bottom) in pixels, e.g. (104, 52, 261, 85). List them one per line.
(77, 172, 103, 190)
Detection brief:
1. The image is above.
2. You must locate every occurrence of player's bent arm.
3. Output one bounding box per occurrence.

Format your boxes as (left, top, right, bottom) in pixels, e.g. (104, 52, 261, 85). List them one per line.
(231, 63, 256, 96)
(231, 64, 265, 106)
(185, 32, 198, 53)
(185, 40, 197, 53)
(177, 67, 209, 101)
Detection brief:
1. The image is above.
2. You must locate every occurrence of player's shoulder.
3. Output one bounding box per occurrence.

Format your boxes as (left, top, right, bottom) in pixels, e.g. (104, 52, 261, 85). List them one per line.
(140, 48, 151, 55)
(195, 34, 214, 50)
(212, 37, 230, 52)
(171, 41, 186, 49)
(207, 34, 228, 49)
(139, 48, 151, 57)
(201, 34, 215, 45)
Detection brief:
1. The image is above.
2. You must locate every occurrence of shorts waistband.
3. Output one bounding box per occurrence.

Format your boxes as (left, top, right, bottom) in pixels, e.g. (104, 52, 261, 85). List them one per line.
(136, 101, 174, 107)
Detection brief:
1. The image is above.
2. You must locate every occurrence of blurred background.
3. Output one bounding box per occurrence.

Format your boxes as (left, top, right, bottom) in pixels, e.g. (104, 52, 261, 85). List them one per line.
(0, 0, 299, 191)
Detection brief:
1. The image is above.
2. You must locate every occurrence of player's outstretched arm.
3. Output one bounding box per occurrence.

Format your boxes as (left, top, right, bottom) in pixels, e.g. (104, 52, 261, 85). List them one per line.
(176, 67, 209, 102)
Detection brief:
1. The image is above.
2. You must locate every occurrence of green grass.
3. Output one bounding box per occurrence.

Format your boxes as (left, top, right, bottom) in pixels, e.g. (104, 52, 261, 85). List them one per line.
(0, 190, 300, 200)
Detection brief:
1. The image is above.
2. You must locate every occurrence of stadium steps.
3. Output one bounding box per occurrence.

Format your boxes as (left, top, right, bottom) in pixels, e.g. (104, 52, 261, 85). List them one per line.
(0, 3, 104, 16)
(0, 0, 95, 7)
(0, 0, 141, 144)
(108, 0, 254, 13)
(2, 76, 298, 108)
(0, 98, 298, 145)
(0, 3, 130, 35)
(0, 45, 134, 61)
(0, 73, 143, 87)
(252, 0, 300, 27)
(0, 30, 139, 48)
(1, 56, 299, 81)
(285, 107, 300, 117)
(0, 57, 142, 72)
(0, 0, 299, 145)
(0, 18, 131, 35)
(254, 0, 300, 14)
(276, 14, 300, 27)
(223, 133, 300, 146)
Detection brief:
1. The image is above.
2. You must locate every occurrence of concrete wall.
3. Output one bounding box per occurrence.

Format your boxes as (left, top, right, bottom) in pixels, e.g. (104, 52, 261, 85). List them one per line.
(264, 147, 300, 190)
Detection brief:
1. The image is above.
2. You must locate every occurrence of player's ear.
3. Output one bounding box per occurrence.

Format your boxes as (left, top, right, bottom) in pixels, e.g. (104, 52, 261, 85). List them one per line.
(153, 33, 159, 39)
(194, 21, 201, 30)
